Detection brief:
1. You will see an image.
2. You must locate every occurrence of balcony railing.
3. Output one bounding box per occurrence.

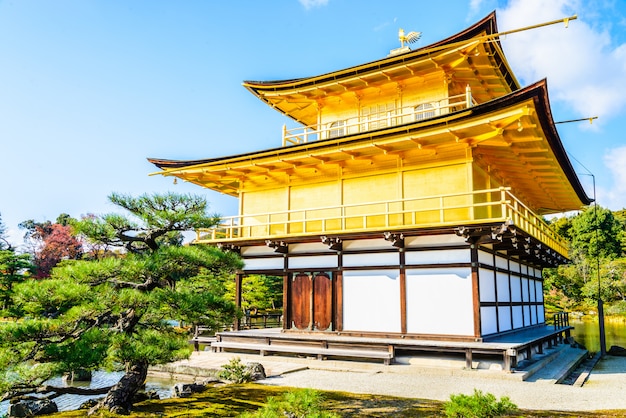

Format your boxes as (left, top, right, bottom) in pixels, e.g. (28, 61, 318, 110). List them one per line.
(196, 187, 569, 257)
(282, 87, 476, 146)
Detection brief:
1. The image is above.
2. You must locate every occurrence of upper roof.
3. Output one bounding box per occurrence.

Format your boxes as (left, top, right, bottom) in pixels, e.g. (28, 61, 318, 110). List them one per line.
(243, 12, 520, 126)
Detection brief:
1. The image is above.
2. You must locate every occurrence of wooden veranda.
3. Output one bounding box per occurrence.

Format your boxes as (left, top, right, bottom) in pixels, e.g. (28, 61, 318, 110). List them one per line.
(209, 317, 572, 372)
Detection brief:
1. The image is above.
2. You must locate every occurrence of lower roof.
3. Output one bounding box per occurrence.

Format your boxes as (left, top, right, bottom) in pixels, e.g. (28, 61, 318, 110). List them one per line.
(149, 79, 591, 214)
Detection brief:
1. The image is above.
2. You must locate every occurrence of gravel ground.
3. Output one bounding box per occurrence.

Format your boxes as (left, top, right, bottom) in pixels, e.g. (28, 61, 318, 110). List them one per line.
(258, 355, 626, 412)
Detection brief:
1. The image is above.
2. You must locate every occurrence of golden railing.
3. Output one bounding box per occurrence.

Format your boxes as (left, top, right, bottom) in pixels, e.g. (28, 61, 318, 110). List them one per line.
(282, 87, 476, 146)
(196, 187, 568, 257)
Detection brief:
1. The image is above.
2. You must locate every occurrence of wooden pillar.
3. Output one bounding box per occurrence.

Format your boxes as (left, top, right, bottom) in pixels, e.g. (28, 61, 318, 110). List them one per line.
(335, 250, 343, 331)
(465, 348, 473, 369)
(470, 244, 481, 339)
(399, 248, 407, 334)
(234, 272, 243, 331)
(282, 273, 290, 330)
(334, 272, 343, 331)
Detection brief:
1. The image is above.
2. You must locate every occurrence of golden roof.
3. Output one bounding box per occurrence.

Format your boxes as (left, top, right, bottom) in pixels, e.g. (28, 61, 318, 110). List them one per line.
(242, 12, 519, 126)
(149, 80, 591, 214)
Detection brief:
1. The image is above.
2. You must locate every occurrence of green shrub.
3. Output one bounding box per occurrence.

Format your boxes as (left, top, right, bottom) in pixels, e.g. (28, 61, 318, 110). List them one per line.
(444, 389, 517, 418)
(240, 388, 340, 418)
(217, 357, 252, 383)
(605, 300, 626, 316)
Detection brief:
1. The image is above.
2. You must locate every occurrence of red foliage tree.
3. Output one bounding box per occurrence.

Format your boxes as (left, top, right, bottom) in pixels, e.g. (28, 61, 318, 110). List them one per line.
(19, 218, 83, 278)
(33, 224, 83, 278)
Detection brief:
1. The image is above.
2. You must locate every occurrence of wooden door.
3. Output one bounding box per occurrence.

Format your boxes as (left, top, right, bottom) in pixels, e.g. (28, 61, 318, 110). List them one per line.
(289, 272, 333, 331)
(313, 272, 332, 331)
(290, 273, 311, 330)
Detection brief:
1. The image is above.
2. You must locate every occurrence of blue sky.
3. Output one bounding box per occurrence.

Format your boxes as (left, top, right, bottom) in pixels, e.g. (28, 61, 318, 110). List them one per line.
(1, 0, 625, 248)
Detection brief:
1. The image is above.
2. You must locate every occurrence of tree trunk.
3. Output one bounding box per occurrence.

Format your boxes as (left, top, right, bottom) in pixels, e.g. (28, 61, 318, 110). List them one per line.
(90, 361, 148, 415)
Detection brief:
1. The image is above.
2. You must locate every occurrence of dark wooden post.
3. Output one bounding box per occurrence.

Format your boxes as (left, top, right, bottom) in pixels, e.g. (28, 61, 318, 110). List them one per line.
(234, 272, 243, 331)
(399, 248, 407, 335)
(282, 273, 290, 330)
(470, 244, 482, 339)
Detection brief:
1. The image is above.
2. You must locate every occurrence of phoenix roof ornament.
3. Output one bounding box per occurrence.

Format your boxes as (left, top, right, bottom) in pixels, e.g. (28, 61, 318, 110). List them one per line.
(398, 28, 421, 48)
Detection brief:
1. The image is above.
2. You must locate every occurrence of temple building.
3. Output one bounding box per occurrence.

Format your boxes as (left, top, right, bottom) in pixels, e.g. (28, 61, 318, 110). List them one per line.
(149, 12, 590, 368)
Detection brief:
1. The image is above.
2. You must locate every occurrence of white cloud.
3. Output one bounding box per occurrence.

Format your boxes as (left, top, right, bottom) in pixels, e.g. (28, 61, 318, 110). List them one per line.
(470, 0, 486, 14)
(603, 146, 626, 209)
(299, 0, 329, 10)
(498, 0, 626, 122)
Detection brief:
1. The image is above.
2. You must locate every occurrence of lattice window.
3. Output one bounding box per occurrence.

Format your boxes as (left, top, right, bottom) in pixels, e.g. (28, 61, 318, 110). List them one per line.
(415, 102, 436, 121)
(362, 103, 396, 131)
(328, 120, 345, 138)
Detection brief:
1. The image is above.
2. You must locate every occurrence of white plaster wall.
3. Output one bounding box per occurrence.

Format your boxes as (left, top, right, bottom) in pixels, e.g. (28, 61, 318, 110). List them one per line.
(480, 306, 498, 335)
(512, 306, 524, 329)
(478, 250, 493, 265)
(495, 255, 508, 270)
(510, 276, 522, 302)
(343, 270, 401, 333)
(524, 305, 531, 326)
(510, 260, 520, 273)
(241, 246, 279, 256)
(530, 280, 537, 302)
(538, 306, 545, 323)
(288, 242, 332, 254)
(496, 272, 510, 302)
(498, 306, 512, 332)
(405, 234, 466, 248)
(535, 280, 543, 302)
(405, 249, 470, 265)
(288, 255, 338, 269)
(342, 239, 389, 251)
(343, 252, 399, 267)
(405, 268, 473, 335)
(243, 257, 284, 270)
(521, 278, 530, 302)
(479, 268, 495, 302)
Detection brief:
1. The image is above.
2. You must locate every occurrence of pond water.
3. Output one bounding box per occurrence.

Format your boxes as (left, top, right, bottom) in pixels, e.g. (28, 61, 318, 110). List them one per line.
(570, 317, 626, 353)
(0, 371, 176, 416)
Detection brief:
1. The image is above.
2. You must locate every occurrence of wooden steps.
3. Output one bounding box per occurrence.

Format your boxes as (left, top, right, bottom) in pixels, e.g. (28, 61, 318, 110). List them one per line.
(211, 341, 394, 364)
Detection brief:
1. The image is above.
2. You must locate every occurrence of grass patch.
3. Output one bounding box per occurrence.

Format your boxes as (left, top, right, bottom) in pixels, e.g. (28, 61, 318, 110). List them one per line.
(37, 383, 625, 417)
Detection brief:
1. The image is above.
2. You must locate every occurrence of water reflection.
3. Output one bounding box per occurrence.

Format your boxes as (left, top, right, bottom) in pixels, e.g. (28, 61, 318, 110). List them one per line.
(570, 318, 626, 353)
(0, 371, 176, 416)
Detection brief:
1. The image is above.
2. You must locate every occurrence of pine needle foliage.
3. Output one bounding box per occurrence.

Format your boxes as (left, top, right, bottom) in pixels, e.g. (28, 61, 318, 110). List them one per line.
(444, 389, 517, 418)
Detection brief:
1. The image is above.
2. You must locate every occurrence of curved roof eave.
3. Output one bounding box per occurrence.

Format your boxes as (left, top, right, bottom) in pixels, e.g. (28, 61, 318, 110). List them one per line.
(242, 11, 519, 99)
(462, 78, 592, 207)
(148, 81, 591, 208)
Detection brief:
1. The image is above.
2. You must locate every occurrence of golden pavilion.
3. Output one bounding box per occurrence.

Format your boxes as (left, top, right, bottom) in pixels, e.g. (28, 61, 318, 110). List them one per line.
(149, 12, 589, 369)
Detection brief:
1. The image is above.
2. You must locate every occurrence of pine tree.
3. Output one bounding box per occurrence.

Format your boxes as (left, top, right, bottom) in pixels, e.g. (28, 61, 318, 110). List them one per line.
(0, 193, 242, 414)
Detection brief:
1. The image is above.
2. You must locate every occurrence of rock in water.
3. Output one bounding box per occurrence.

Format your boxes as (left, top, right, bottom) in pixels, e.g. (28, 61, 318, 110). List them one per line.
(246, 362, 266, 381)
(608, 345, 626, 356)
(62, 369, 92, 382)
(8, 399, 58, 417)
(172, 383, 207, 398)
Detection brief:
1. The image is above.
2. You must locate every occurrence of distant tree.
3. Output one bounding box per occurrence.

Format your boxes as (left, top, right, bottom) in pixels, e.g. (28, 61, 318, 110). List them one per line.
(548, 214, 574, 242)
(19, 216, 83, 278)
(613, 209, 626, 255)
(545, 207, 626, 310)
(0, 212, 9, 250)
(224, 275, 283, 312)
(603, 258, 626, 301)
(570, 206, 623, 260)
(71, 213, 117, 260)
(0, 193, 242, 415)
(0, 250, 32, 312)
